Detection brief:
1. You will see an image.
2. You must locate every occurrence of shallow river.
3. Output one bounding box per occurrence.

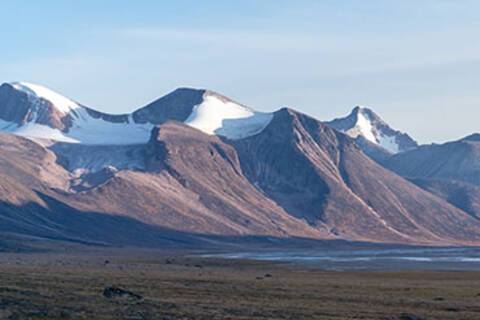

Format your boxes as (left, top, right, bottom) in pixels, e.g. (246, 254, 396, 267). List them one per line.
(203, 247, 480, 271)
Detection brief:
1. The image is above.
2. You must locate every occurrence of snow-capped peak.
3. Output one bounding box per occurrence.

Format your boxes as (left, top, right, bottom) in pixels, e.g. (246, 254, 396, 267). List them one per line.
(184, 91, 273, 140)
(326, 106, 418, 154)
(10, 82, 80, 114)
(0, 83, 274, 145)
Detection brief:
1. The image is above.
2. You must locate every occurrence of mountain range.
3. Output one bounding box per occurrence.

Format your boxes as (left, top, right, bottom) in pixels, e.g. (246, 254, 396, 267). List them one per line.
(0, 81, 479, 250)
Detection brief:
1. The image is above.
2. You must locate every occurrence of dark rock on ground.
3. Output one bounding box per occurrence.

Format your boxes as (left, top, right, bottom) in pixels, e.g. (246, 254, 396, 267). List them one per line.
(102, 287, 143, 300)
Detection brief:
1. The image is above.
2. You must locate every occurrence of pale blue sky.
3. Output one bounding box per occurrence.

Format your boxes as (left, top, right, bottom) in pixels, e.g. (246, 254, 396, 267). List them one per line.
(1, 0, 479, 143)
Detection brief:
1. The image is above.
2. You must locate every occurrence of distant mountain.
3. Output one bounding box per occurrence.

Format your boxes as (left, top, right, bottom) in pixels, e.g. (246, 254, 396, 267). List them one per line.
(410, 178, 480, 220)
(0, 82, 479, 249)
(385, 134, 480, 186)
(325, 106, 418, 156)
(384, 134, 480, 219)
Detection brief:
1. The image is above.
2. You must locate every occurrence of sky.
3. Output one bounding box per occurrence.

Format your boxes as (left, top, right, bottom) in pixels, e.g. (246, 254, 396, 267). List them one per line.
(1, 0, 479, 143)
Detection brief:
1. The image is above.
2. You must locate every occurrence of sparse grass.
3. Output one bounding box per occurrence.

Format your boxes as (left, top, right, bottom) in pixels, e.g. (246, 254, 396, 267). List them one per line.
(0, 252, 479, 319)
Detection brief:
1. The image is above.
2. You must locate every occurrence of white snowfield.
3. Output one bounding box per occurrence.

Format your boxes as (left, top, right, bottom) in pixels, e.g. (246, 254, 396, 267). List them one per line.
(66, 109, 154, 145)
(184, 94, 273, 140)
(350, 107, 400, 154)
(0, 83, 274, 145)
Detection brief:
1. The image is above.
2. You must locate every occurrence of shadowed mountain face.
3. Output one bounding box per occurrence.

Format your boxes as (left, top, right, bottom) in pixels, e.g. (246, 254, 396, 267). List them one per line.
(1, 83, 480, 249)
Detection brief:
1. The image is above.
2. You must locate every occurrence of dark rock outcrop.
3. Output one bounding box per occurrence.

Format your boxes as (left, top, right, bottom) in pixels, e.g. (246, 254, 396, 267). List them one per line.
(103, 287, 143, 300)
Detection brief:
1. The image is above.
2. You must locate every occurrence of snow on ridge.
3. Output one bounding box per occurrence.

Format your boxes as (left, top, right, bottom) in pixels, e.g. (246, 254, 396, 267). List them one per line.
(184, 93, 273, 140)
(3, 82, 153, 145)
(354, 107, 399, 153)
(10, 82, 80, 114)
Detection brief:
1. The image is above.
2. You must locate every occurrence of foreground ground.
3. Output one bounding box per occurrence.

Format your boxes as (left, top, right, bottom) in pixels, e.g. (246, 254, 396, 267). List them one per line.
(0, 250, 479, 319)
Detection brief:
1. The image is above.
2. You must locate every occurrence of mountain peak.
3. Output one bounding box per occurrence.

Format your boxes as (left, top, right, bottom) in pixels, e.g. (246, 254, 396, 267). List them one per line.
(0, 81, 151, 144)
(352, 105, 367, 113)
(0, 81, 87, 135)
(350, 106, 384, 123)
(169, 87, 242, 106)
(133, 87, 273, 140)
(167, 87, 206, 97)
(326, 106, 418, 154)
(8, 82, 80, 115)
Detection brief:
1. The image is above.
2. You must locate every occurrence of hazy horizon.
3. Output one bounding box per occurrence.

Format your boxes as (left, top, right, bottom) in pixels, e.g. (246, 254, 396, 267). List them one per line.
(1, 0, 479, 143)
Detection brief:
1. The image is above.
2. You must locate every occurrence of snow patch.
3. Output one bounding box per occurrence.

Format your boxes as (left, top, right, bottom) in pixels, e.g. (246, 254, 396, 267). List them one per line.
(377, 134, 399, 154)
(355, 111, 377, 143)
(184, 94, 273, 140)
(15, 123, 80, 143)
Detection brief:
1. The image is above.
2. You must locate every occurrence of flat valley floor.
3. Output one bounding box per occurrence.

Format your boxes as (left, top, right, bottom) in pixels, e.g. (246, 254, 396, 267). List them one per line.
(0, 250, 479, 320)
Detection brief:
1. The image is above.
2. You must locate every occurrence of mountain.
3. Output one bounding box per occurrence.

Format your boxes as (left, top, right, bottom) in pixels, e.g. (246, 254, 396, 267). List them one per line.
(0, 127, 316, 248)
(410, 178, 480, 220)
(232, 108, 480, 245)
(384, 134, 480, 219)
(0, 82, 480, 249)
(0, 83, 272, 145)
(385, 134, 480, 186)
(325, 106, 418, 158)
